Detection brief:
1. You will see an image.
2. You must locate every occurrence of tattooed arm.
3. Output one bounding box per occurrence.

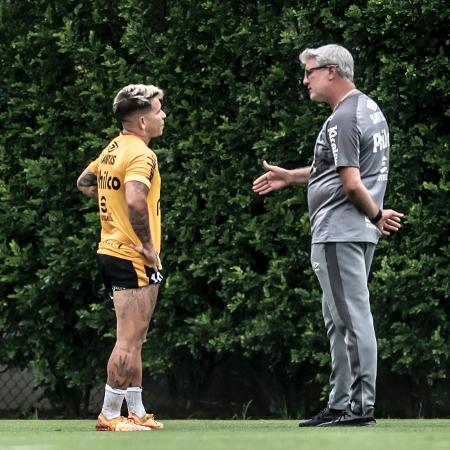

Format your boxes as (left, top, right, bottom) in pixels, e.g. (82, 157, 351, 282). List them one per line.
(125, 180, 158, 270)
(77, 166, 98, 198)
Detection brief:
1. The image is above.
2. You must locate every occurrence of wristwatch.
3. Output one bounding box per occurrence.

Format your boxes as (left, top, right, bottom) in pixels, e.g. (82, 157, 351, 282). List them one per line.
(370, 209, 382, 224)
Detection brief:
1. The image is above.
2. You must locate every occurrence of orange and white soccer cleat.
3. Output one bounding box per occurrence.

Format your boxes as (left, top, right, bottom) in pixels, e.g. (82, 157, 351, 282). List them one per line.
(128, 412, 164, 430)
(96, 413, 151, 431)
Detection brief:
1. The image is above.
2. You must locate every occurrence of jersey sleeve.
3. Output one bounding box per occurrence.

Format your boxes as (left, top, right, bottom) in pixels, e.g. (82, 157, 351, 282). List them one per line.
(327, 107, 361, 169)
(124, 150, 157, 189)
(89, 157, 100, 175)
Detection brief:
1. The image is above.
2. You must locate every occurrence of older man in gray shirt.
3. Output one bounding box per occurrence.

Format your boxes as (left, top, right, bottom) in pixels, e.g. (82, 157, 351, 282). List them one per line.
(253, 44, 403, 426)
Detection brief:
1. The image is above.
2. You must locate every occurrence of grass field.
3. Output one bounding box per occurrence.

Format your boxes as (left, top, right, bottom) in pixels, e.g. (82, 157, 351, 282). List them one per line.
(0, 419, 449, 450)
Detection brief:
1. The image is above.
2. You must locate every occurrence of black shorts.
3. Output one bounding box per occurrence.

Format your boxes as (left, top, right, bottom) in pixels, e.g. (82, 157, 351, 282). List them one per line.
(97, 254, 163, 292)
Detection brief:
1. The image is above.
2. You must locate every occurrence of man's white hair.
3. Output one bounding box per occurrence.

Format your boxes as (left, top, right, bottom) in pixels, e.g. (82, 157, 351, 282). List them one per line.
(300, 44, 354, 81)
(113, 84, 164, 121)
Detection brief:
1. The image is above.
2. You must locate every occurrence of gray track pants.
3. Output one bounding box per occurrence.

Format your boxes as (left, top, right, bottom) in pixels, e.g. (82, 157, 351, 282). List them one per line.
(311, 242, 377, 414)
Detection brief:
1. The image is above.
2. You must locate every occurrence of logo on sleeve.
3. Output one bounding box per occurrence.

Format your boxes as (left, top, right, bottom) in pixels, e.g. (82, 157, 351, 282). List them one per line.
(146, 155, 156, 183)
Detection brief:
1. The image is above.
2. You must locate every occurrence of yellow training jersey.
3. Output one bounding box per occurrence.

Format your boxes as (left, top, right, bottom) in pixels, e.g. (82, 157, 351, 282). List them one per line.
(90, 134, 161, 268)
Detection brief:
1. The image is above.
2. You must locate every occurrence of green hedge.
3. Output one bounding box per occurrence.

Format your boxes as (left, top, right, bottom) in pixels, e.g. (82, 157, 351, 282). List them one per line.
(0, 0, 449, 418)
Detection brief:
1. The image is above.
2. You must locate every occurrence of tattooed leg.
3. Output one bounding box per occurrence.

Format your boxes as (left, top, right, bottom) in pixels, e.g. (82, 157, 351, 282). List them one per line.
(107, 284, 159, 389)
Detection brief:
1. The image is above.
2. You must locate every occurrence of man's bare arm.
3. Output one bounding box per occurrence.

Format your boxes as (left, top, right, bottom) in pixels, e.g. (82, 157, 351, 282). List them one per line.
(126, 181, 151, 244)
(125, 181, 159, 269)
(253, 160, 310, 195)
(77, 166, 98, 198)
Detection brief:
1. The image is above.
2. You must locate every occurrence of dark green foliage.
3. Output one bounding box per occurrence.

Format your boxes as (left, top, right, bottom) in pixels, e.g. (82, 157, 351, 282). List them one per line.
(0, 0, 449, 418)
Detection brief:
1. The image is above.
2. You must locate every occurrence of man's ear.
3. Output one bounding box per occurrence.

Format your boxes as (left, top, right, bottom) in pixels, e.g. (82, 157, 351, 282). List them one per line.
(139, 115, 146, 131)
(328, 66, 338, 81)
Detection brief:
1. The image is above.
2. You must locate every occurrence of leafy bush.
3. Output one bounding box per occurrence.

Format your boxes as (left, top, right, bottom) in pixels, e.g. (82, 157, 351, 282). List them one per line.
(0, 0, 448, 417)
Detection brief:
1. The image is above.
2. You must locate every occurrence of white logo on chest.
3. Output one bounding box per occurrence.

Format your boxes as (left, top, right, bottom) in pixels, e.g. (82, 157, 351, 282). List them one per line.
(327, 125, 338, 165)
(377, 155, 389, 181)
(373, 129, 389, 153)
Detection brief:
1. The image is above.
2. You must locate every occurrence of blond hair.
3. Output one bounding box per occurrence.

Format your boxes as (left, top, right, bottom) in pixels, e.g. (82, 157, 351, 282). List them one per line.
(112, 84, 164, 122)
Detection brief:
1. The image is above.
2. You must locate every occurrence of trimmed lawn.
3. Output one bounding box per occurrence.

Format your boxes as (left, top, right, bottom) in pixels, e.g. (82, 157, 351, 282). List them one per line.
(0, 419, 449, 450)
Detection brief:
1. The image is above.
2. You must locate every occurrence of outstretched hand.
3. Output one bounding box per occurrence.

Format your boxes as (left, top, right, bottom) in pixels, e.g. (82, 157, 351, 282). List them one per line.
(252, 160, 290, 195)
(376, 209, 404, 236)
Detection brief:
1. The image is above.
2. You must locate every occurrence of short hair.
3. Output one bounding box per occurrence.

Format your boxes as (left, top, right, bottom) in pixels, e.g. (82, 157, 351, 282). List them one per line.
(299, 44, 354, 81)
(112, 84, 164, 122)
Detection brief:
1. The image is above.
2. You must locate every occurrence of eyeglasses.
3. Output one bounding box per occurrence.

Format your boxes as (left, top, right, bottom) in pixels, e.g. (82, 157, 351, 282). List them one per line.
(304, 64, 339, 78)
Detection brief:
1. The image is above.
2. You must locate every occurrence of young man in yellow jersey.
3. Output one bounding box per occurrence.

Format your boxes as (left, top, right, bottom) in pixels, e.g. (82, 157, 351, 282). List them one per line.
(77, 84, 166, 431)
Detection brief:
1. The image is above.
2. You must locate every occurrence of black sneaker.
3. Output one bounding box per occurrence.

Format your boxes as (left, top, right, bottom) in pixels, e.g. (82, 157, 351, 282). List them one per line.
(318, 407, 376, 427)
(298, 407, 345, 427)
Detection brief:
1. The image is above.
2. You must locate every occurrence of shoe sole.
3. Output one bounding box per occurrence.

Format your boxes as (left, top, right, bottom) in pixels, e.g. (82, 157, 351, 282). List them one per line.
(96, 424, 113, 431)
(318, 420, 376, 427)
(299, 421, 334, 427)
(96, 422, 151, 431)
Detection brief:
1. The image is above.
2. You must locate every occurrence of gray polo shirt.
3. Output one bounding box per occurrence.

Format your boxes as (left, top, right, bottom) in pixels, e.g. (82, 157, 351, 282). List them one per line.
(308, 92, 389, 244)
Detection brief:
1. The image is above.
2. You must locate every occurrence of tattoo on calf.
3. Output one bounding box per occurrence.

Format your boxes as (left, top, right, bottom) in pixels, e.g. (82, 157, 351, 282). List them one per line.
(108, 354, 134, 389)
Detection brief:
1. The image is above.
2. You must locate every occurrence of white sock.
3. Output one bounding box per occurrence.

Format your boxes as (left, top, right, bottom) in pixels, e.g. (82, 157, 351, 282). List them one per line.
(126, 386, 146, 418)
(101, 384, 127, 420)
